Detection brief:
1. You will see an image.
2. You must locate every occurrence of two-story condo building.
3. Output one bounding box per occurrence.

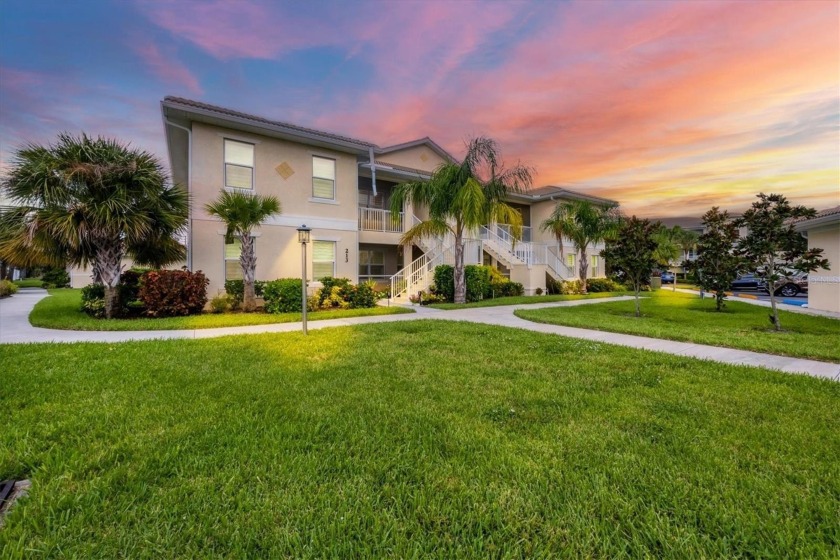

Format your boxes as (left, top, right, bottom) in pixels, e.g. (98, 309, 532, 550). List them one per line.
(159, 97, 617, 299)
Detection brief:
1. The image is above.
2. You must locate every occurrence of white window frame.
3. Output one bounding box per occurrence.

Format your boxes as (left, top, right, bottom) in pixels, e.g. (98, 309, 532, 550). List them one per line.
(566, 253, 576, 269)
(590, 255, 598, 271)
(224, 139, 255, 190)
(312, 240, 336, 280)
(312, 156, 336, 200)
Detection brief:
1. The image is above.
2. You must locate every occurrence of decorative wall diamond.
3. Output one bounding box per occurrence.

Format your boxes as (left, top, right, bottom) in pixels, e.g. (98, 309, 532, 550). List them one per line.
(275, 162, 294, 179)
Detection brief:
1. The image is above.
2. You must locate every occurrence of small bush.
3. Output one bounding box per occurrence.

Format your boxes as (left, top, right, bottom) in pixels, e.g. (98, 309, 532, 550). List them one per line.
(586, 278, 623, 292)
(433, 265, 455, 302)
(345, 281, 377, 309)
(263, 278, 304, 313)
(409, 290, 446, 305)
(0, 279, 19, 297)
(209, 293, 235, 313)
(317, 277, 352, 307)
(492, 281, 524, 297)
(139, 269, 208, 317)
(535, 287, 544, 295)
(224, 279, 265, 306)
(80, 283, 106, 317)
(560, 279, 584, 295)
(41, 267, 70, 288)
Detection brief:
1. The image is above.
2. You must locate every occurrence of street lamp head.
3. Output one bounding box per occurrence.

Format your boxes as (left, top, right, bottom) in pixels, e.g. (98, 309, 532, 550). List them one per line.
(297, 225, 311, 244)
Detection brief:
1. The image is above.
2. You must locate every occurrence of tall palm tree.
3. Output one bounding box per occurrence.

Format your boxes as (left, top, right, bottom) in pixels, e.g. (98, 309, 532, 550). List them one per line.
(390, 137, 533, 304)
(540, 200, 619, 293)
(672, 226, 699, 282)
(205, 190, 281, 312)
(0, 133, 189, 318)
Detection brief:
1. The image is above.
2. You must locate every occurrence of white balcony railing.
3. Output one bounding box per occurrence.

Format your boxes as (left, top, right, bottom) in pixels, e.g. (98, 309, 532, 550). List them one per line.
(359, 207, 403, 233)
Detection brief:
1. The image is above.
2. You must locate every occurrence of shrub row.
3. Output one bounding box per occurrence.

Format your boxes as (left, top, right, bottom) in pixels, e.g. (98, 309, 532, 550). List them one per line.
(0, 279, 18, 298)
(546, 276, 626, 295)
(432, 265, 524, 303)
(82, 268, 208, 318)
(258, 277, 378, 314)
(223, 279, 266, 307)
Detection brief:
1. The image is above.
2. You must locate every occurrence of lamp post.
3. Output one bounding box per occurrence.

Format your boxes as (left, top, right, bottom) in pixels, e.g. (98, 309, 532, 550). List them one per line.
(297, 225, 311, 334)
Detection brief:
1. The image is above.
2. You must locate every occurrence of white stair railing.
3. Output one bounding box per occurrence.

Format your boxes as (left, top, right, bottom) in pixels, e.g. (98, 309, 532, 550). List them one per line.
(479, 225, 531, 266)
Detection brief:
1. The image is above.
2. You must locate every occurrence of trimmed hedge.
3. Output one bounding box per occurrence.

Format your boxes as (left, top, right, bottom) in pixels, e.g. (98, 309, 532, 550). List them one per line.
(262, 278, 304, 313)
(139, 269, 208, 317)
(433, 265, 523, 302)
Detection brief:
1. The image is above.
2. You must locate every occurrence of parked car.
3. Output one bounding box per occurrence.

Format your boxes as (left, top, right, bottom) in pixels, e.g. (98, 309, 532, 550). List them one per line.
(764, 273, 808, 297)
(731, 274, 762, 290)
(661, 272, 675, 284)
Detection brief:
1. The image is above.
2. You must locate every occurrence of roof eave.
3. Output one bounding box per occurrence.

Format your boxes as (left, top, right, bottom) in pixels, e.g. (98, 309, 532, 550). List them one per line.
(161, 99, 373, 155)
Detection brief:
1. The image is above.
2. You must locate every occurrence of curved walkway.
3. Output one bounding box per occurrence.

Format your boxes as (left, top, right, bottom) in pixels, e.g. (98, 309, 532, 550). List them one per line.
(2, 289, 837, 382)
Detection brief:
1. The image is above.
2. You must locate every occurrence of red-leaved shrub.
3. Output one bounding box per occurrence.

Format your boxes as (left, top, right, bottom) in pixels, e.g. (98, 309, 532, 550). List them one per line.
(139, 269, 209, 317)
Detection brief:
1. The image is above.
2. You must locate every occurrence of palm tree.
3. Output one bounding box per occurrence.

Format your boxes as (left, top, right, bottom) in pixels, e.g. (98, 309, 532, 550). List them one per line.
(205, 190, 281, 312)
(672, 226, 699, 283)
(540, 200, 619, 293)
(390, 137, 533, 304)
(0, 133, 189, 318)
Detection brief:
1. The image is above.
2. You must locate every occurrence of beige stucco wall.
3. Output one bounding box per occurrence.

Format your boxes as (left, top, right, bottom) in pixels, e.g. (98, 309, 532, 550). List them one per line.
(190, 122, 362, 295)
(806, 223, 840, 313)
(377, 145, 446, 172)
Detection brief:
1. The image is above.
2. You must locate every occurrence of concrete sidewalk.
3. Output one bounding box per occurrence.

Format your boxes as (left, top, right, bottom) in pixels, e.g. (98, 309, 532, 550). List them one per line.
(2, 289, 837, 381)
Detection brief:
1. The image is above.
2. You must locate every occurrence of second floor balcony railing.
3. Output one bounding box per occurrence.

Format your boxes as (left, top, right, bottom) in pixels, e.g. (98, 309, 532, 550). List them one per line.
(359, 207, 404, 233)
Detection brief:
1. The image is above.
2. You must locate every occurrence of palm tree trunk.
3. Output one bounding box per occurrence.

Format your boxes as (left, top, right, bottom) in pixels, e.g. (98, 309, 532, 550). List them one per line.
(239, 234, 257, 312)
(578, 247, 589, 293)
(96, 240, 124, 319)
(454, 230, 466, 304)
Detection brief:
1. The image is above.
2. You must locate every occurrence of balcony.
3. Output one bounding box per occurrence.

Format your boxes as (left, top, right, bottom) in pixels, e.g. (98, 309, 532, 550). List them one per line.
(359, 207, 404, 233)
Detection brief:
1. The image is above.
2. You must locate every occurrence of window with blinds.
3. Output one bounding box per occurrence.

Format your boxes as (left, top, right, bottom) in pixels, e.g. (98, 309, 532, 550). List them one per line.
(225, 238, 243, 280)
(566, 253, 576, 268)
(225, 140, 254, 189)
(590, 255, 598, 271)
(312, 156, 336, 199)
(312, 240, 335, 279)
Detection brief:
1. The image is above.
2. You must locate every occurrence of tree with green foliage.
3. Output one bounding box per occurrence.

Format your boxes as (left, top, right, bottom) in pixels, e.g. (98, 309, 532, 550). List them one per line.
(390, 137, 533, 304)
(735, 193, 829, 331)
(205, 190, 281, 312)
(0, 133, 188, 318)
(694, 207, 742, 311)
(601, 216, 659, 317)
(652, 225, 681, 283)
(540, 200, 619, 293)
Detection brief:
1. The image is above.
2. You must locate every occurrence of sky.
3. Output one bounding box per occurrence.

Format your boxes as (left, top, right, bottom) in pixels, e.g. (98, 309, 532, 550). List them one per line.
(1, 0, 838, 218)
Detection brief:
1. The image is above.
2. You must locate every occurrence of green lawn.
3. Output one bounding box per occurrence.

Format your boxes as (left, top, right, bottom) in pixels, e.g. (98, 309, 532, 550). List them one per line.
(1, 321, 838, 558)
(30, 288, 412, 330)
(428, 291, 628, 310)
(12, 278, 43, 288)
(515, 290, 840, 362)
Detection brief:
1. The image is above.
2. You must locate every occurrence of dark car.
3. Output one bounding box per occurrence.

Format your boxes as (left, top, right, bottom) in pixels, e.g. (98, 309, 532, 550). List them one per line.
(661, 272, 675, 284)
(731, 274, 762, 290)
(764, 273, 808, 297)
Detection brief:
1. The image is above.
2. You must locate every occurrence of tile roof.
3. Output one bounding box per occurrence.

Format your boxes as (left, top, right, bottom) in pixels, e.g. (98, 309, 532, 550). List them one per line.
(163, 96, 377, 148)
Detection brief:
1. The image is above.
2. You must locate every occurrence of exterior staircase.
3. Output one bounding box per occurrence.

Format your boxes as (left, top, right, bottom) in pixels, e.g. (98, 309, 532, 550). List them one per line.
(389, 219, 576, 299)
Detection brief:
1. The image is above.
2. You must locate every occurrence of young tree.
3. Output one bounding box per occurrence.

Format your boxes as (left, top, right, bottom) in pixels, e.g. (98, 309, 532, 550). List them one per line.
(735, 193, 829, 330)
(672, 226, 699, 285)
(0, 133, 188, 318)
(205, 190, 281, 312)
(601, 216, 659, 317)
(694, 207, 741, 311)
(653, 225, 681, 289)
(390, 137, 533, 304)
(540, 200, 619, 293)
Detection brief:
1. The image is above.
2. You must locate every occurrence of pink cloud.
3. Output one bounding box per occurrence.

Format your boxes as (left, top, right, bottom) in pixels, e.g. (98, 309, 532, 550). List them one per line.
(132, 42, 202, 95)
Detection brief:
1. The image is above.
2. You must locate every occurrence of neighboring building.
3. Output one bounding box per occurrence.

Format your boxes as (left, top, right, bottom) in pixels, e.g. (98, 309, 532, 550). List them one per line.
(795, 206, 840, 313)
(159, 97, 617, 298)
